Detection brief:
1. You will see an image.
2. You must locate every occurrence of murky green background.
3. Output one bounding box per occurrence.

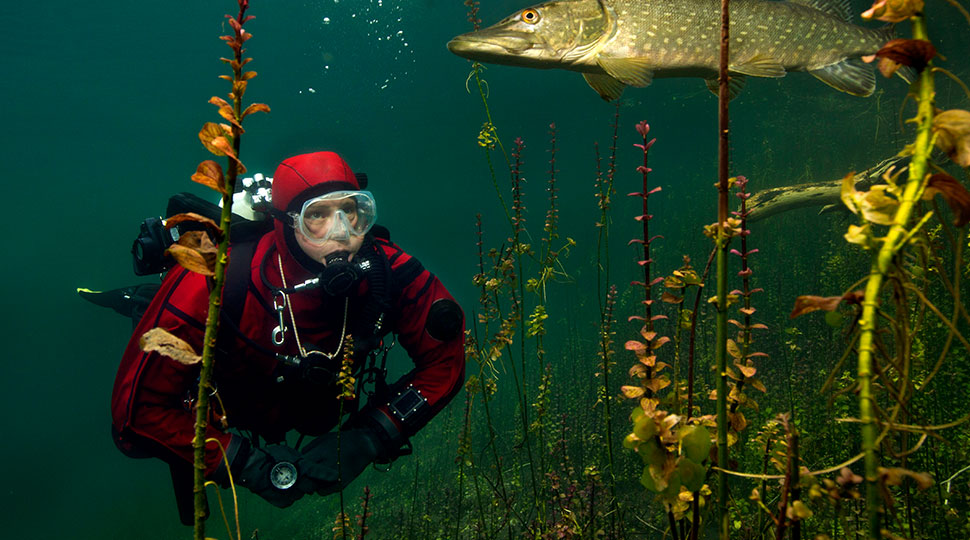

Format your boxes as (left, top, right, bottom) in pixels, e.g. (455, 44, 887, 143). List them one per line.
(3, 0, 968, 538)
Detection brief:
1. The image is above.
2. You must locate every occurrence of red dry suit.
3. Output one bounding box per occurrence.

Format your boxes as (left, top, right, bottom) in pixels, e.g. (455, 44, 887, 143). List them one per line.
(110, 152, 465, 479)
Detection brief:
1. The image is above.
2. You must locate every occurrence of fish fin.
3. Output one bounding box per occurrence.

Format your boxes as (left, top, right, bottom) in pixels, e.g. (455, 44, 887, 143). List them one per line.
(788, 0, 853, 22)
(704, 74, 747, 100)
(583, 72, 627, 101)
(894, 65, 917, 84)
(810, 57, 875, 96)
(730, 54, 786, 78)
(596, 56, 654, 87)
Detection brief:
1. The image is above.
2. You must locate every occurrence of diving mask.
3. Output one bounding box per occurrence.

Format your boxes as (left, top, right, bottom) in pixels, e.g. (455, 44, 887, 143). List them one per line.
(289, 190, 377, 245)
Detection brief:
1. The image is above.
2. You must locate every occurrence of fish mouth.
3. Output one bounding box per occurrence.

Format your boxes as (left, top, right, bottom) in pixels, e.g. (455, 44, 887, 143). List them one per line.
(447, 31, 546, 67)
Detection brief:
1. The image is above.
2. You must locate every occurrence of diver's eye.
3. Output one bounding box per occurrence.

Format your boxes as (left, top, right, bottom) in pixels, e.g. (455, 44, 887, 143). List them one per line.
(520, 8, 540, 24)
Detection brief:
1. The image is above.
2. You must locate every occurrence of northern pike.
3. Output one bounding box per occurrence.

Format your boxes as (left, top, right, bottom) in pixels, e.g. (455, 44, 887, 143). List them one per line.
(447, 0, 893, 100)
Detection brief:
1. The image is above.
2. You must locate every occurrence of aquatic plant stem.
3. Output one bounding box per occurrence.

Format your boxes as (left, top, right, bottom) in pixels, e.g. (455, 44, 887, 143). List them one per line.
(192, 4, 251, 538)
(855, 14, 935, 539)
(715, 0, 731, 537)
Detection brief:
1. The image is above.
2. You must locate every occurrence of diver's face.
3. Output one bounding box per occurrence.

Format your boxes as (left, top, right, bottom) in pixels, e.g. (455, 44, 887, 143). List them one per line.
(295, 228, 363, 263)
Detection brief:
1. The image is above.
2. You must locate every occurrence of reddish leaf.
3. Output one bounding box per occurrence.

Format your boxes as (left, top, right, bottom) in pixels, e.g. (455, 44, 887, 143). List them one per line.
(874, 39, 936, 75)
(790, 292, 862, 319)
(190, 160, 226, 194)
(923, 173, 970, 226)
(625, 340, 647, 352)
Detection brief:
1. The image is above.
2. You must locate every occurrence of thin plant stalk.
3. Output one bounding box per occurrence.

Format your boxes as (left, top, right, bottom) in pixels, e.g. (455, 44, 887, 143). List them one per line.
(192, 2, 252, 537)
(715, 0, 732, 536)
(856, 14, 935, 538)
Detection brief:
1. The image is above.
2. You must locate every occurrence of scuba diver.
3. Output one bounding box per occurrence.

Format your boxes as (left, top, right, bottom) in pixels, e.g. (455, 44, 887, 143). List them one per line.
(102, 151, 465, 523)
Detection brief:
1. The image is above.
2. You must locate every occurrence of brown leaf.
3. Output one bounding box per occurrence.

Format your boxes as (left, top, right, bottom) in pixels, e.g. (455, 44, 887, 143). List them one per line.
(211, 95, 242, 129)
(199, 122, 231, 156)
(140, 327, 201, 365)
(190, 160, 226, 194)
(728, 410, 748, 432)
(790, 292, 862, 319)
(661, 291, 683, 304)
(168, 230, 218, 275)
(242, 71, 258, 81)
(165, 212, 221, 236)
(874, 39, 936, 75)
(209, 136, 247, 174)
(242, 102, 271, 118)
(645, 375, 671, 394)
(232, 80, 248, 101)
(209, 95, 231, 108)
(933, 109, 970, 167)
(923, 173, 970, 226)
(861, 0, 924, 22)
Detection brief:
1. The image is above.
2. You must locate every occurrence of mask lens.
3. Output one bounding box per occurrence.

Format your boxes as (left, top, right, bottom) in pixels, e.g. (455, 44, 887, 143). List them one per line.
(295, 191, 376, 244)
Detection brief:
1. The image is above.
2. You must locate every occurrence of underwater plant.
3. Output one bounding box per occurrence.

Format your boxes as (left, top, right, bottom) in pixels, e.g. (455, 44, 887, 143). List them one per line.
(137, 1, 269, 538)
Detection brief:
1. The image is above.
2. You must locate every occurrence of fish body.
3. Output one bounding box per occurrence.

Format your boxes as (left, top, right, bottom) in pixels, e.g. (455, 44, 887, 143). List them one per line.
(447, 0, 891, 100)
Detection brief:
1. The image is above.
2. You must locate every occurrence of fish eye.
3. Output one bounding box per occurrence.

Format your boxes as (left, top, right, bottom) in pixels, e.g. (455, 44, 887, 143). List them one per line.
(520, 8, 540, 24)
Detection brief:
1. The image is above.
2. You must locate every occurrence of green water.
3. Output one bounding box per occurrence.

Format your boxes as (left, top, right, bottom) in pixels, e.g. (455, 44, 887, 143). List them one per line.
(3, 0, 969, 538)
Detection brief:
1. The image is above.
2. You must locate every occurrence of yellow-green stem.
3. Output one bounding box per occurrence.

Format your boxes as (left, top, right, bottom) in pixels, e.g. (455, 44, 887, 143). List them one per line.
(856, 14, 934, 539)
(193, 16, 246, 537)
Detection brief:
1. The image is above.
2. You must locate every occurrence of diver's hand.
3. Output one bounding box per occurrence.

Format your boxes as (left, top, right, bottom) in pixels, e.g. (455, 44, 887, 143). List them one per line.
(299, 428, 380, 495)
(236, 444, 315, 508)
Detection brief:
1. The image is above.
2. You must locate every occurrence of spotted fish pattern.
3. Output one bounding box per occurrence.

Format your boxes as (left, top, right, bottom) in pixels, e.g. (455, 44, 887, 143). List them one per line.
(448, 0, 892, 100)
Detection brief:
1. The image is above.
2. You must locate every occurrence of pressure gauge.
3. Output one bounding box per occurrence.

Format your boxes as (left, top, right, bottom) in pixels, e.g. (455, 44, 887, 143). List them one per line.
(270, 461, 297, 490)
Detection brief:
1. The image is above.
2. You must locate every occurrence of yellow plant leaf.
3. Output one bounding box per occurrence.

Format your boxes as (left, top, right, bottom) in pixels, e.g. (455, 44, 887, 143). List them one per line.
(858, 186, 899, 225)
(840, 172, 860, 215)
(932, 110, 970, 167)
(861, 0, 923, 22)
(621, 385, 646, 399)
(140, 327, 201, 365)
(845, 223, 872, 247)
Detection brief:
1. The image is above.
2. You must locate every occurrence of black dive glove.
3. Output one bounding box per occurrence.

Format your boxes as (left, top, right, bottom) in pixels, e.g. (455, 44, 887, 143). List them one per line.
(300, 409, 407, 495)
(235, 443, 315, 508)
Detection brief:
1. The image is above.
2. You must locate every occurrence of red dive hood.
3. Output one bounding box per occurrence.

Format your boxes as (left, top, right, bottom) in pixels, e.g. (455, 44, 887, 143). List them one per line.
(271, 151, 363, 275)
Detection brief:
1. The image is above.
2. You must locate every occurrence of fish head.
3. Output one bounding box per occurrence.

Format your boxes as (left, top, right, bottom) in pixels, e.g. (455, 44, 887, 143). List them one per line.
(448, 0, 615, 70)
